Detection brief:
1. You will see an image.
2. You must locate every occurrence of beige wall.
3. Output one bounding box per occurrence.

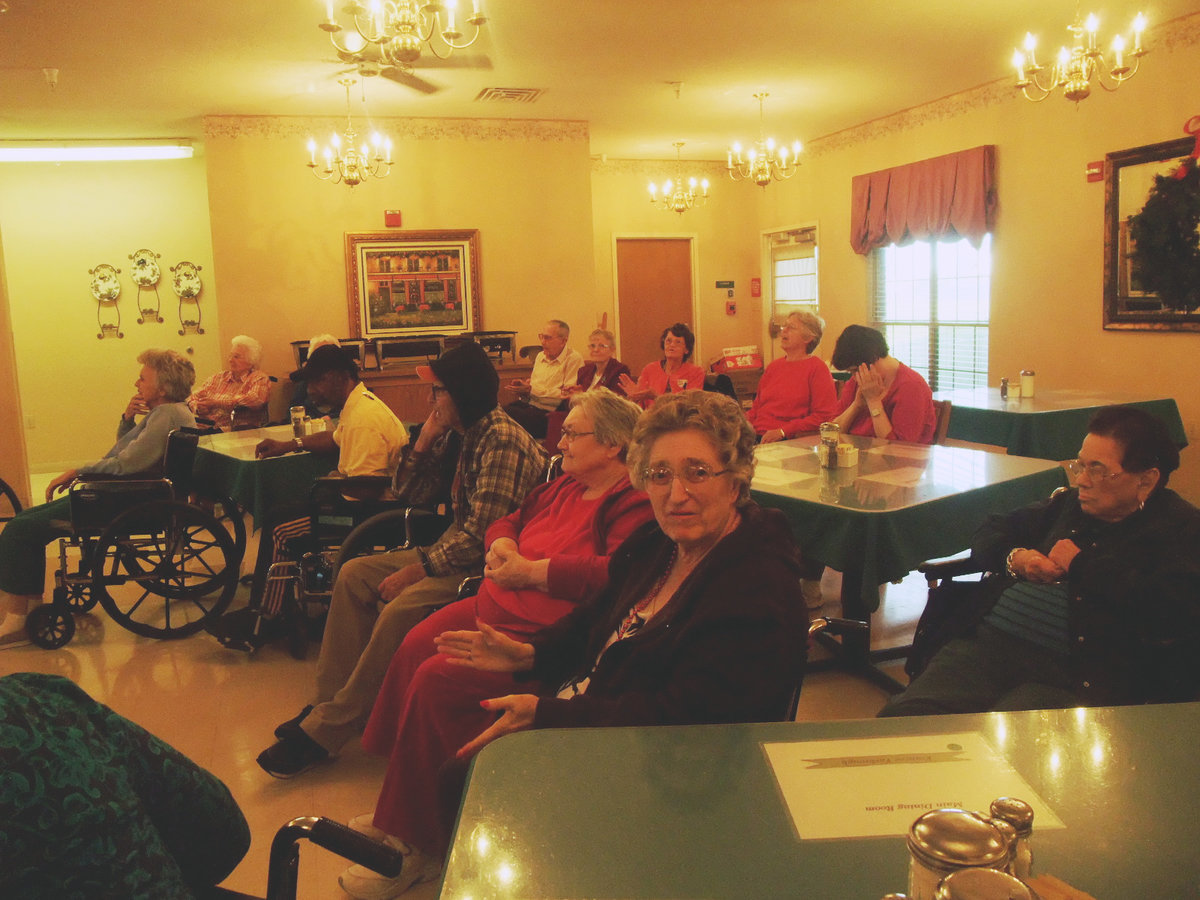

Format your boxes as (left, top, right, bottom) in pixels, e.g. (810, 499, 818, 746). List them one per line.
(202, 116, 596, 379)
(754, 14, 1200, 501)
(589, 158, 764, 370)
(0, 157, 224, 474)
(0, 230, 31, 506)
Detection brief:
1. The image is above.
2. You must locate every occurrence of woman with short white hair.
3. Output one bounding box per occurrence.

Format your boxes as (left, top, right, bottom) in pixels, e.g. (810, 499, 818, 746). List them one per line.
(747, 310, 838, 444)
(188, 335, 271, 430)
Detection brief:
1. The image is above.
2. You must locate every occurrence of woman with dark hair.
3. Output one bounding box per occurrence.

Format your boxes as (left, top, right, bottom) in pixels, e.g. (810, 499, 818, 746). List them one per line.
(337, 391, 809, 899)
(0, 349, 196, 643)
(881, 405, 1200, 716)
(620, 322, 706, 409)
(829, 324, 936, 443)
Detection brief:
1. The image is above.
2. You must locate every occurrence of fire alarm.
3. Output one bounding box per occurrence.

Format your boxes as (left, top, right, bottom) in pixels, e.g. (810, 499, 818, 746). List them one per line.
(1085, 161, 1104, 183)
(384, 209, 402, 227)
(725, 300, 737, 316)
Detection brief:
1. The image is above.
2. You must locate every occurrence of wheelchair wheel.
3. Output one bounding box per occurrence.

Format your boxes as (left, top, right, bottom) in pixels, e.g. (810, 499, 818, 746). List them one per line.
(332, 509, 411, 577)
(27, 604, 76, 650)
(92, 500, 238, 639)
(53, 582, 98, 613)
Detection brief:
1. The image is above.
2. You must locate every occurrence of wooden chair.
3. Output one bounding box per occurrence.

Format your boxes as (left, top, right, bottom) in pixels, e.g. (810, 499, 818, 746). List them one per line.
(932, 399, 952, 445)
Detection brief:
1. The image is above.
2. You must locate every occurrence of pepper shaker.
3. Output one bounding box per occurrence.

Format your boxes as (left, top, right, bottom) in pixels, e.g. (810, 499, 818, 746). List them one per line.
(989, 797, 1034, 881)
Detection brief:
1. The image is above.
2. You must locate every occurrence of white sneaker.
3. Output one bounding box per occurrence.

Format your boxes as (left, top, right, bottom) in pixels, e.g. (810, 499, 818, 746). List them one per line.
(338, 842, 442, 900)
(348, 813, 391, 844)
(800, 578, 824, 610)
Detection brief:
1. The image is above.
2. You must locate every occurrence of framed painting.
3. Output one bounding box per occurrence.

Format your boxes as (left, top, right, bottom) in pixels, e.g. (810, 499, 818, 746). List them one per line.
(345, 229, 481, 338)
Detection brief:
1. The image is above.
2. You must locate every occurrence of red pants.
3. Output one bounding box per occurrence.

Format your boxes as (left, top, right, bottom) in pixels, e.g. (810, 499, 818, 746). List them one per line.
(360, 592, 540, 856)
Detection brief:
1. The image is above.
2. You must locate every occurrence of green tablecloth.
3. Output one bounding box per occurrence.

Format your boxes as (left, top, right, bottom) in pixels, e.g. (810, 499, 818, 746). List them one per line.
(192, 427, 334, 529)
(750, 438, 1068, 615)
(938, 391, 1188, 461)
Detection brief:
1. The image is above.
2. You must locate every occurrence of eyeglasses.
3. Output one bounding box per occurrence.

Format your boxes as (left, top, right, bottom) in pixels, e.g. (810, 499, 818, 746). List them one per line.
(1065, 459, 1126, 482)
(642, 463, 730, 488)
(561, 428, 594, 442)
(537, 333, 561, 342)
(430, 385, 450, 398)
(587, 342, 611, 350)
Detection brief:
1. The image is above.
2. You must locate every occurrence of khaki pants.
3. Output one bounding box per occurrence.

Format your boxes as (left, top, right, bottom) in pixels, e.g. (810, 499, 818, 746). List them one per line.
(300, 547, 463, 753)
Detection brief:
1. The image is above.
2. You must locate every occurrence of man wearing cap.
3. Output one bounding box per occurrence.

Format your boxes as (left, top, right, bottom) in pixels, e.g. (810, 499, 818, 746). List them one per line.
(219, 344, 408, 639)
(257, 341, 548, 777)
(503, 319, 583, 439)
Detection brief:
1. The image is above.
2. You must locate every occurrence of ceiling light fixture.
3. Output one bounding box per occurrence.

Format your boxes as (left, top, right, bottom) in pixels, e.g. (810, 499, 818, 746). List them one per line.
(1012, 10, 1147, 103)
(648, 142, 709, 214)
(305, 77, 393, 187)
(0, 142, 193, 162)
(727, 92, 802, 188)
(321, 0, 486, 72)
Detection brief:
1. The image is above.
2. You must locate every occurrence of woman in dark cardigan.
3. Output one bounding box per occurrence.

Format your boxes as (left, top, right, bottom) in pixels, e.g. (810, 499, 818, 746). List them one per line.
(337, 390, 810, 900)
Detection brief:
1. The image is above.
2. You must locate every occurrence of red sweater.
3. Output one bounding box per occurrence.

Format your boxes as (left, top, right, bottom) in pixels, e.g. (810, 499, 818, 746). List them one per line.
(746, 355, 839, 438)
(835, 362, 936, 443)
(480, 473, 653, 629)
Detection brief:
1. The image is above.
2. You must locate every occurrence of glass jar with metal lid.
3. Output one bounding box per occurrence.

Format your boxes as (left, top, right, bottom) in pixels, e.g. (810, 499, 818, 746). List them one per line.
(906, 808, 1014, 900)
(934, 867, 1034, 900)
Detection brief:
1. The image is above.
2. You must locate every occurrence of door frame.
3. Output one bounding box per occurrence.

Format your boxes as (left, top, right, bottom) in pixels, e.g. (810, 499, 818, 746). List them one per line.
(611, 233, 701, 366)
(759, 221, 819, 365)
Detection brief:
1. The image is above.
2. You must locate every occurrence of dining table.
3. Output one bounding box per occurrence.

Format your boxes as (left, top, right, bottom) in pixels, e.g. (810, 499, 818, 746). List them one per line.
(191, 424, 335, 529)
(749, 434, 1067, 689)
(934, 387, 1188, 461)
(440, 701, 1200, 899)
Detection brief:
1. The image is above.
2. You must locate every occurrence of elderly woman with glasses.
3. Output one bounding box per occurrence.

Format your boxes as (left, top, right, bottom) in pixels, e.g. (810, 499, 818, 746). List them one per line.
(564, 328, 631, 397)
(619, 322, 706, 409)
(748, 310, 839, 443)
(337, 391, 809, 899)
(881, 405, 1200, 718)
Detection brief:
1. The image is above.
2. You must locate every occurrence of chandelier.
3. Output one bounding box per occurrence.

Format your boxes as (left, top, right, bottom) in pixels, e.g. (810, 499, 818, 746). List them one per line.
(648, 142, 710, 214)
(305, 78, 393, 187)
(320, 0, 486, 71)
(727, 92, 802, 188)
(1012, 10, 1147, 103)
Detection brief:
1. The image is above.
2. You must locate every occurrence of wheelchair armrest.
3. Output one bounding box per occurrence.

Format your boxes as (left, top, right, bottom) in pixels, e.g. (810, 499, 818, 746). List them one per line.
(310, 475, 393, 504)
(457, 575, 483, 601)
(917, 556, 987, 584)
(401, 506, 452, 549)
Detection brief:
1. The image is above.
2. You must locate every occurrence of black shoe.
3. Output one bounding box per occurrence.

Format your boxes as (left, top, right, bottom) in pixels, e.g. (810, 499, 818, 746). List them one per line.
(256, 732, 329, 779)
(274, 704, 314, 740)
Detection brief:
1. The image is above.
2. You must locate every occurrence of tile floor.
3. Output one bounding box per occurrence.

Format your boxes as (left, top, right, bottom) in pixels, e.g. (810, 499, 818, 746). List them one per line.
(1, 487, 924, 899)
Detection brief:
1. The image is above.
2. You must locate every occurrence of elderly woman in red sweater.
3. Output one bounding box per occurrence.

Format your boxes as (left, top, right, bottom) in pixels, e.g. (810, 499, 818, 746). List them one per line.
(334, 387, 653, 897)
(747, 310, 839, 443)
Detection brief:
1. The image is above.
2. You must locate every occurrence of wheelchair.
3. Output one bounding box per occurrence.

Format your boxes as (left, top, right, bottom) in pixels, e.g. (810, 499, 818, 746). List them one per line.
(204, 816, 403, 900)
(0, 475, 22, 524)
(24, 428, 247, 650)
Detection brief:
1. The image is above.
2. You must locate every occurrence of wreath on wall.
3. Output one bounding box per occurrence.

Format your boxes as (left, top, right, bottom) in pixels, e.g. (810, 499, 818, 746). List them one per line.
(1127, 155, 1200, 312)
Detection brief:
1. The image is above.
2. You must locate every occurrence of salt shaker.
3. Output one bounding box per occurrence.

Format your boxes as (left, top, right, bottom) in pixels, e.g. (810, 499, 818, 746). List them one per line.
(999, 377, 1008, 400)
(1019, 369, 1035, 398)
(818, 421, 840, 468)
(989, 797, 1034, 880)
(906, 808, 1013, 900)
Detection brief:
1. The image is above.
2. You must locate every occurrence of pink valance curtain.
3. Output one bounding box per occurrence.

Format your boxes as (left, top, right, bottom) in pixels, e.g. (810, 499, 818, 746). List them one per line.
(849, 145, 997, 255)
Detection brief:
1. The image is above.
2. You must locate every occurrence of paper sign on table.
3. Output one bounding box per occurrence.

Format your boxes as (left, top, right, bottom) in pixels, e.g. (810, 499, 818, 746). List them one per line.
(762, 732, 1063, 841)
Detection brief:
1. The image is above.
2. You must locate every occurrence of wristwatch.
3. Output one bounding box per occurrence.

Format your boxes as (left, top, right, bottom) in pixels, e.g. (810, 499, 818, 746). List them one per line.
(1005, 547, 1025, 579)
(869, 406, 883, 417)
(293, 437, 304, 452)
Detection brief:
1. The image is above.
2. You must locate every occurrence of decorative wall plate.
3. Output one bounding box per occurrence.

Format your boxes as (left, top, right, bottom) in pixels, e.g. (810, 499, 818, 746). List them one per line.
(129, 249, 161, 287)
(89, 264, 122, 302)
(171, 261, 203, 299)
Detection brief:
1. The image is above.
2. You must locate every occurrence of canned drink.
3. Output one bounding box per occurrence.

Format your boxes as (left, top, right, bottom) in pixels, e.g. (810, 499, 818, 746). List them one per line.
(290, 406, 306, 438)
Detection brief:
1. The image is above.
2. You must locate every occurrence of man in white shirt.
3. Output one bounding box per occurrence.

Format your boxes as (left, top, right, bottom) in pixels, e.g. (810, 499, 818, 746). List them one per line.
(503, 319, 583, 438)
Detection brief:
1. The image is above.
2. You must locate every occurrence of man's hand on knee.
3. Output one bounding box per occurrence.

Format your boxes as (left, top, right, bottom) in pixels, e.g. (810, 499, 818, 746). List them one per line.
(378, 563, 427, 602)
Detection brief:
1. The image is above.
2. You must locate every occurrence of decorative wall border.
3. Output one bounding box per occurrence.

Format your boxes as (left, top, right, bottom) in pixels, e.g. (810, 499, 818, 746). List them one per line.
(204, 115, 588, 143)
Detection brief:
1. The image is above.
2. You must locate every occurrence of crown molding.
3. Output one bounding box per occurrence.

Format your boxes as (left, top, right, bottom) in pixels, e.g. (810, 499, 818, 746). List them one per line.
(203, 116, 588, 143)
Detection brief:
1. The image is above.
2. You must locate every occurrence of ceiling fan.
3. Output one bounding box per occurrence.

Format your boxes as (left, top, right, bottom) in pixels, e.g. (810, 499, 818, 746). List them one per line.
(326, 43, 492, 95)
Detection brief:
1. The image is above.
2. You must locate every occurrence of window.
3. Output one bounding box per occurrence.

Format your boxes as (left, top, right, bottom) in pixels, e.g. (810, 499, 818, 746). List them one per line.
(870, 234, 991, 391)
(770, 227, 818, 320)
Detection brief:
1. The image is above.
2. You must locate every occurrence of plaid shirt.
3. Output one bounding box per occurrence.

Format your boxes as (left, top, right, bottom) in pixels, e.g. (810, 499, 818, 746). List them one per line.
(393, 407, 548, 577)
(188, 368, 271, 430)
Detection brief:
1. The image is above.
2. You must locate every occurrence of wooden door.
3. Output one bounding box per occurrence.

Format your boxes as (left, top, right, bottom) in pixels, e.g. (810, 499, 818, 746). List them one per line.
(615, 238, 694, 374)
